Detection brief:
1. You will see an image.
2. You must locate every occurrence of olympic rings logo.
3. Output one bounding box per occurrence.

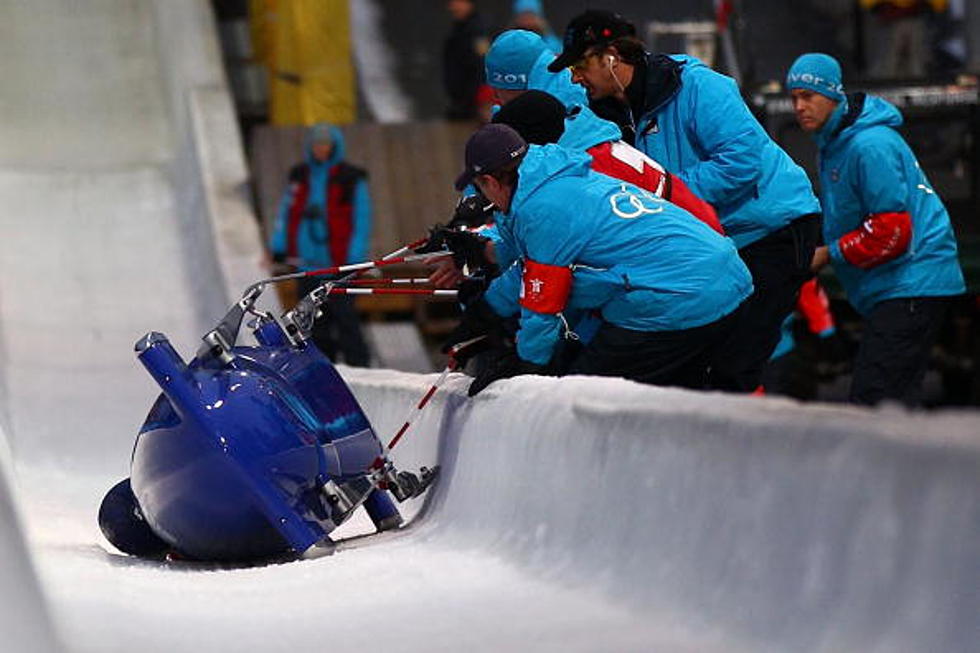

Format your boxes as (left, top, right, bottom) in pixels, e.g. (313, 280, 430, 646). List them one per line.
(609, 184, 664, 219)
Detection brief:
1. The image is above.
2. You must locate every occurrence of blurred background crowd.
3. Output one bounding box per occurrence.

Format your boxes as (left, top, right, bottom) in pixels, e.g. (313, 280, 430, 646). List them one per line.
(205, 0, 980, 406)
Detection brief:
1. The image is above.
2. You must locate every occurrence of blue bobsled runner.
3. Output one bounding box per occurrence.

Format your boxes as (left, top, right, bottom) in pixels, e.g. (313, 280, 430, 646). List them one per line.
(99, 277, 436, 562)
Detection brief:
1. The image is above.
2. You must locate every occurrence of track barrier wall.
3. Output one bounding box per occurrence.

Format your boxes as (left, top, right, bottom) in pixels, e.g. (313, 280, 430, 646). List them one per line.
(343, 367, 980, 652)
(152, 0, 272, 327)
(0, 424, 61, 653)
(0, 2, 267, 647)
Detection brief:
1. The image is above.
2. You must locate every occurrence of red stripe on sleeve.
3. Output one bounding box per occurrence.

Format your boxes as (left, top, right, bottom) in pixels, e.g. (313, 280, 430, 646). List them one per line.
(838, 211, 912, 269)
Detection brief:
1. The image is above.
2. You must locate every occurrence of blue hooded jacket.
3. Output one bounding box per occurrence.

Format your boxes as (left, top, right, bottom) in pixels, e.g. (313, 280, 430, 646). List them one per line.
(511, 0, 562, 52)
(557, 106, 623, 151)
(595, 55, 819, 248)
(269, 125, 372, 270)
(486, 30, 586, 111)
(483, 108, 620, 335)
(527, 49, 588, 111)
(489, 144, 753, 365)
(815, 94, 964, 315)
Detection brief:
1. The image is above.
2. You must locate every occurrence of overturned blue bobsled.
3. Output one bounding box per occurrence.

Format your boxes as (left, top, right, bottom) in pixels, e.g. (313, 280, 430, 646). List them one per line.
(99, 279, 435, 562)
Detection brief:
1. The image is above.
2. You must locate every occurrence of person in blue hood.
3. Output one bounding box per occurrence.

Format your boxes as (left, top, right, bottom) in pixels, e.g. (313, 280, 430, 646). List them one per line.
(511, 0, 562, 54)
(485, 29, 586, 110)
(548, 10, 822, 394)
(268, 123, 372, 367)
(786, 53, 965, 406)
(447, 124, 753, 396)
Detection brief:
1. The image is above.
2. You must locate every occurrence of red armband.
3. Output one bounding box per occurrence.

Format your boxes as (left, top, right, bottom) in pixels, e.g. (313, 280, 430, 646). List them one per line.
(519, 259, 573, 314)
(797, 278, 835, 335)
(664, 174, 725, 235)
(837, 211, 912, 269)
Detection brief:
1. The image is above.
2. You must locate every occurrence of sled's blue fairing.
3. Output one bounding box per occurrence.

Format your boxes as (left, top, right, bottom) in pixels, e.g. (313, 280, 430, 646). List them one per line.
(129, 321, 385, 561)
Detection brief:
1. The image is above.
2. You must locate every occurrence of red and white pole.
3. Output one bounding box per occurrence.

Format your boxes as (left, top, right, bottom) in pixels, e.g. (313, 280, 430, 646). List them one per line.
(326, 287, 457, 297)
(373, 336, 486, 466)
(302, 251, 451, 279)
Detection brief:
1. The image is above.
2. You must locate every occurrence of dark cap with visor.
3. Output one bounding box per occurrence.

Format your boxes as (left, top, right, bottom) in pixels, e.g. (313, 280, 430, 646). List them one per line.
(454, 124, 529, 191)
(547, 10, 636, 73)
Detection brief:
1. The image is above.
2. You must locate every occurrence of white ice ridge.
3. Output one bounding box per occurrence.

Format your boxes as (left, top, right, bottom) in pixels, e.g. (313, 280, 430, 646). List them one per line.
(343, 367, 980, 652)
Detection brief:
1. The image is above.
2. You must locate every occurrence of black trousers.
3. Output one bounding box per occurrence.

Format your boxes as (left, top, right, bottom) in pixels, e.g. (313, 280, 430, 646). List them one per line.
(711, 213, 822, 392)
(567, 305, 743, 390)
(850, 296, 951, 406)
(297, 278, 371, 367)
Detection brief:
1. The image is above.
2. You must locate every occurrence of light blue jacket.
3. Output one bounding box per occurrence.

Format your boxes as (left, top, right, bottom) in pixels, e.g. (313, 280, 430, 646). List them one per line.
(630, 55, 820, 248)
(489, 145, 753, 365)
(527, 49, 588, 111)
(269, 126, 372, 270)
(815, 94, 964, 315)
(482, 113, 618, 341)
(558, 106, 623, 151)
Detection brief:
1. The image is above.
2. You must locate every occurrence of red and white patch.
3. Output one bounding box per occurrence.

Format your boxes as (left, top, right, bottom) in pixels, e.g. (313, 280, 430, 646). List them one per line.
(519, 260, 573, 314)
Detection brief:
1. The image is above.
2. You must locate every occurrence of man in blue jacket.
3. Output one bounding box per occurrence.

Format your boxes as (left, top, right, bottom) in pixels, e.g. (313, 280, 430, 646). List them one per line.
(450, 124, 753, 395)
(786, 53, 965, 406)
(268, 123, 372, 366)
(548, 10, 822, 393)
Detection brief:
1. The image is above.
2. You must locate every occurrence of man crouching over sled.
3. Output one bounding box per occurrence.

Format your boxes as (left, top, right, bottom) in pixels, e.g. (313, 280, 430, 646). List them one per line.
(445, 124, 755, 395)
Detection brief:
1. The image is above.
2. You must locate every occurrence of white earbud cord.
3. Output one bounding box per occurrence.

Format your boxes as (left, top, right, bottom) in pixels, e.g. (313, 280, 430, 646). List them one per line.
(608, 56, 626, 96)
(607, 55, 637, 140)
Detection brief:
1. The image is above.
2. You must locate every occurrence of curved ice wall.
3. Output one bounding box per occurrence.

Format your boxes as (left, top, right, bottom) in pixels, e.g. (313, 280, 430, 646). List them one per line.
(344, 367, 980, 652)
(0, 1, 265, 650)
(0, 0, 265, 471)
(0, 425, 61, 653)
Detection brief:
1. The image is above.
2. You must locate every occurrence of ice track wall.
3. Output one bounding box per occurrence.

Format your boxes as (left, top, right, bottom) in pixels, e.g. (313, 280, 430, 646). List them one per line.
(0, 425, 60, 653)
(0, 0, 267, 471)
(344, 367, 980, 652)
(0, 2, 264, 649)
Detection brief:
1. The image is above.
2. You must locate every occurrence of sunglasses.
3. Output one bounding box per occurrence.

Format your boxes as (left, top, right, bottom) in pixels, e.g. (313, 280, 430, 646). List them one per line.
(569, 51, 602, 72)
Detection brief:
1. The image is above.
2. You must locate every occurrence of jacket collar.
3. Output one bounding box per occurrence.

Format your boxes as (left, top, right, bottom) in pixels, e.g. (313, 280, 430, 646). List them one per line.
(637, 53, 684, 119)
(815, 92, 865, 153)
(589, 53, 683, 144)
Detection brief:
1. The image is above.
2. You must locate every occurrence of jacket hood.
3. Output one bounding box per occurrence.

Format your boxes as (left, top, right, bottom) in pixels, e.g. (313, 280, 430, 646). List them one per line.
(305, 125, 345, 167)
(558, 106, 623, 151)
(816, 93, 903, 153)
(508, 144, 592, 215)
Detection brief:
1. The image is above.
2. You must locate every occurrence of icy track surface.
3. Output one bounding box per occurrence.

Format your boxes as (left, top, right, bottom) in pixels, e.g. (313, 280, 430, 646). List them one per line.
(1, 3, 979, 653)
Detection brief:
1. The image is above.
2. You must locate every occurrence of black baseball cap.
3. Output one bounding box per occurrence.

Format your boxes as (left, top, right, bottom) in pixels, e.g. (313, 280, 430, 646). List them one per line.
(547, 10, 637, 73)
(454, 124, 529, 191)
(491, 90, 567, 145)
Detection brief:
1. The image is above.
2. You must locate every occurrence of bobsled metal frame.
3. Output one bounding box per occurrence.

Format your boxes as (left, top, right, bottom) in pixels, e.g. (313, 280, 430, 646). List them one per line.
(191, 259, 448, 546)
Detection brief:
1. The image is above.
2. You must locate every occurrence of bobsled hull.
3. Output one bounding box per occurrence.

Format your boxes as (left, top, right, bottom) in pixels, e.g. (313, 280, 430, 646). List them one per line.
(129, 327, 384, 561)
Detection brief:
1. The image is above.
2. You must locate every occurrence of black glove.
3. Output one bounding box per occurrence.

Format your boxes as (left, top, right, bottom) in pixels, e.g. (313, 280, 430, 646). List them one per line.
(448, 193, 495, 229)
(441, 297, 511, 366)
(468, 348, 546, 396)
(457, 274, 495, 306)
(444, 229, 494, 270)
(418, 225, 493, 271)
